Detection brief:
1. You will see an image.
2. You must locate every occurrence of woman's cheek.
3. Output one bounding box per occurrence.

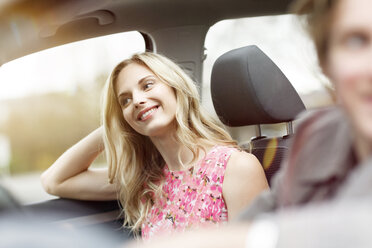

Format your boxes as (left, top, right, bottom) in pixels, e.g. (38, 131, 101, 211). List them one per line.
(328, 53, 360, 104)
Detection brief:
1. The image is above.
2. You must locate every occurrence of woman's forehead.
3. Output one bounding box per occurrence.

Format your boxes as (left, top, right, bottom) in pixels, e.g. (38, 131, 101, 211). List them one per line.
(119, 63, 154, 81)
(331, 0, 372, 30)
(116, 63, 155, 91)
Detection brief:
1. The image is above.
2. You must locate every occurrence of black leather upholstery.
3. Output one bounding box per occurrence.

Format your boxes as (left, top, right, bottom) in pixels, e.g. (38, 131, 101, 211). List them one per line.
(211, 45, 305, 126)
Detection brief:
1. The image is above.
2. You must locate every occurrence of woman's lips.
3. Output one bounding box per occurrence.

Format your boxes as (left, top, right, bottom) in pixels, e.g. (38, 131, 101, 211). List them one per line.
(137, 106, 159, 121)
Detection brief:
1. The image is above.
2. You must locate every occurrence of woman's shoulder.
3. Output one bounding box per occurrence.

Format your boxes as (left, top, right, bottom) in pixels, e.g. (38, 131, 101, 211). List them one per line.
(292, 106, 352, 152)
(227, 149, 262, 174)
(295, 106, 348, 133)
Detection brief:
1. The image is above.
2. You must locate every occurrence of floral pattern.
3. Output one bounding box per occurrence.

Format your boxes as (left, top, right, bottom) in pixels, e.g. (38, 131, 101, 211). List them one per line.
(141, 146, 237, 240)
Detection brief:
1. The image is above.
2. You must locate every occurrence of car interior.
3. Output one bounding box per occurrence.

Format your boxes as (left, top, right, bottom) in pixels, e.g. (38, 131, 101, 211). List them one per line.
(1, 0, 317, 243)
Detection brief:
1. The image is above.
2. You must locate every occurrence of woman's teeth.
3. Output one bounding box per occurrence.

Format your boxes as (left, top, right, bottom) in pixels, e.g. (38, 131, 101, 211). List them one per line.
(140, 107, 156, 120)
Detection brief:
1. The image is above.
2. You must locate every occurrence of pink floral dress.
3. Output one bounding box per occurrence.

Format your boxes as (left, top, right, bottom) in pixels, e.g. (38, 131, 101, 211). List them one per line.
(141, 145, 238, 240)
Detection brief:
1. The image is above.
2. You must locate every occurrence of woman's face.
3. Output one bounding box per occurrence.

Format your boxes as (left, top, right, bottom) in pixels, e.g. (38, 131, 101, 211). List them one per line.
(115, 63, 177, 137)
(326, 0, 372, 142)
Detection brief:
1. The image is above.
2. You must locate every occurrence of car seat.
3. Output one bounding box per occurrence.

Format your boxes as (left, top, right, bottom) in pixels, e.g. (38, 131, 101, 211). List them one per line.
(211, 45, 306, 185)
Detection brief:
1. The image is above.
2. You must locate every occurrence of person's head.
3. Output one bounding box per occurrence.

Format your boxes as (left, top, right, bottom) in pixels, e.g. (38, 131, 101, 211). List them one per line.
(115, 62, 177, 137)
(104, 52, 202, 139)
(294, 0, 372, 157)
(101, 52, 235, 232)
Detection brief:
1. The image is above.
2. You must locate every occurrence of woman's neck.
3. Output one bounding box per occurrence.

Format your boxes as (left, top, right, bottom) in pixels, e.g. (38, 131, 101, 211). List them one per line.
(354, 133, 372, 164)
(150, 134, 195, 171)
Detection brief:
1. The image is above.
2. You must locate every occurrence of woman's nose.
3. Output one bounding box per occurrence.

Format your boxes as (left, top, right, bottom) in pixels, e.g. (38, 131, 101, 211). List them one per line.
(133, 92, 146, 107)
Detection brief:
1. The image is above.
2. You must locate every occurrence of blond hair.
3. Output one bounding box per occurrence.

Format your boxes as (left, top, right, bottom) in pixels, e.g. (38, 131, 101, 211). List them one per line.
(101, 52, 236, 234)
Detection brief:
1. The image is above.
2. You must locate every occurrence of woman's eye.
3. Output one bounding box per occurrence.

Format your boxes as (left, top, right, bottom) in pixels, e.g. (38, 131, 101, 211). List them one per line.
(120, 97, 132, 107)
(343, 33, 369, 50)
(143, 80, 154, 90)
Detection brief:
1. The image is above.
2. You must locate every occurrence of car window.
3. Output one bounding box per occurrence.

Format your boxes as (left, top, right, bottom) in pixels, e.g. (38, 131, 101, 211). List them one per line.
(0, 31, 145, 204)
(202, 15, 334, 143)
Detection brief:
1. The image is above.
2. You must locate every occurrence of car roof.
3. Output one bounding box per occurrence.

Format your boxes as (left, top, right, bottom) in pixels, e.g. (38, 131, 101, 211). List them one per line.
(0, 0, 293, 65)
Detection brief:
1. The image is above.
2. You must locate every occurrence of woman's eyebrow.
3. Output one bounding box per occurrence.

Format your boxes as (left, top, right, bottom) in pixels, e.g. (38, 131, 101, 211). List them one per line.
(117, 75, 155, 98)
(117, 91, 129, 100)
(138, 75, 155, 85)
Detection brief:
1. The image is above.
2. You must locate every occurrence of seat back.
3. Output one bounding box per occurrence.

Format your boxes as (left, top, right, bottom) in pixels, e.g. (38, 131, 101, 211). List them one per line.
(244, 136, 291, 185)
(211, 45, 306, 185)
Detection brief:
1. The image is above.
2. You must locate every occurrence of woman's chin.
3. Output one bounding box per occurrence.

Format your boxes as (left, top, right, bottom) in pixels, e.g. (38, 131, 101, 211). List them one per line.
(354, 121, 372, 147)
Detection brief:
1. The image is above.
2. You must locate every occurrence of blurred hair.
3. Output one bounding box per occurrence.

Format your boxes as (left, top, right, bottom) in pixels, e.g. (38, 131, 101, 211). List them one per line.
(101, 52, 237, 234)
(291, 0, 340, 101)
(291, 0, 339, 69)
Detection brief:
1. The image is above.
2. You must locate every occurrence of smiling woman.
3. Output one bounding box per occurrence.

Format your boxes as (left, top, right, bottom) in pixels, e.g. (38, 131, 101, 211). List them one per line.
(41, 52, 269, 239)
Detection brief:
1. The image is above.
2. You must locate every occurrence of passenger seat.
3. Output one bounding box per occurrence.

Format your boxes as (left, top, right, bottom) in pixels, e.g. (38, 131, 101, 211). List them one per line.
(211, 45, 306, 185)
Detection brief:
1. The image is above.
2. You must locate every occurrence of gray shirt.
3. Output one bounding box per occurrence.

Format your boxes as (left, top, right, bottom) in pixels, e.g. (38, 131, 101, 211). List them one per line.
(240, 106, 372, 247)
(240, 106, 358, 221)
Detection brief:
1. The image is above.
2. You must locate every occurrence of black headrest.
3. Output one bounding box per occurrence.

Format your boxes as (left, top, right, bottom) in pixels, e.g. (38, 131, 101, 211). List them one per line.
(211, 45, 306, 127)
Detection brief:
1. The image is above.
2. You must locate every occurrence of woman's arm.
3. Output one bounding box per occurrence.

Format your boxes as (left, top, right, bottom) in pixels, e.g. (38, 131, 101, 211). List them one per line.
(223, 151, 269, 220)
(40, 127, 117, 201)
